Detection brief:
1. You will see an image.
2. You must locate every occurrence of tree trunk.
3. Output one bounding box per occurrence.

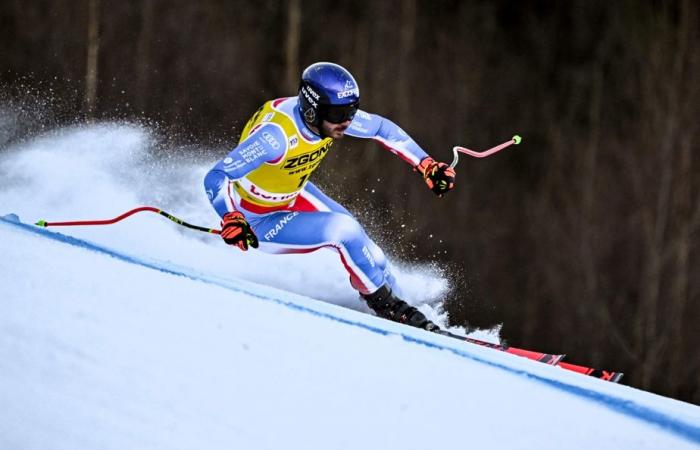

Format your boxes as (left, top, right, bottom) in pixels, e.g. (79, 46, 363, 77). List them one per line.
(135, 0, 154, 113)
(396, 0, 416, 126)
(284, 0, 301, 94)
(84, 0, 100, 117)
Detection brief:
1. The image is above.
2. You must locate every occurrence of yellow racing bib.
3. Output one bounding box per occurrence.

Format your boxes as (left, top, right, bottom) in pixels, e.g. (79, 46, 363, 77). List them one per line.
(232, 99, 333, 211)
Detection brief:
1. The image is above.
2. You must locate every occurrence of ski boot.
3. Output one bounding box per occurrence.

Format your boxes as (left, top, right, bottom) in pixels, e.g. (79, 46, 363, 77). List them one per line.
(362, 285, 440, 332)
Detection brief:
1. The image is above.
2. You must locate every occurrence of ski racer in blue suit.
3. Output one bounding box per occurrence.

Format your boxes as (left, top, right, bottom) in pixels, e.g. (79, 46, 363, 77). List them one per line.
(204, 62, 456, 331)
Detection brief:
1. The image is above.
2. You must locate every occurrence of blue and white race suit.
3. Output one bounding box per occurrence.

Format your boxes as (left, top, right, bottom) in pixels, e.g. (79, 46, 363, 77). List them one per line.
(204, 96, 429, 295)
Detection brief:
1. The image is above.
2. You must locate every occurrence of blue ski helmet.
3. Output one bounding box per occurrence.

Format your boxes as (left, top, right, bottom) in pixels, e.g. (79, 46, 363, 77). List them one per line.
(298, 62, 360, 131)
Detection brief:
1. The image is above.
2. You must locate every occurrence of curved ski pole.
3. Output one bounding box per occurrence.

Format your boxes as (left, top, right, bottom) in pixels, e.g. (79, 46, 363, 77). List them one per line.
(450, 135, 522, 168)
(35, 206, 221, 235)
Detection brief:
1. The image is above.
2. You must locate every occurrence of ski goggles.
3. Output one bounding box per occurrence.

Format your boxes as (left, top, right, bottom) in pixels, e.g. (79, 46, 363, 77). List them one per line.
(323, 102, 359, 124)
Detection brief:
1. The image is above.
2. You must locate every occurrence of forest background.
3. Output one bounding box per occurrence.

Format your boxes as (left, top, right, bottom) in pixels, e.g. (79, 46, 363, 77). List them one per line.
(1, 0, 698, 404)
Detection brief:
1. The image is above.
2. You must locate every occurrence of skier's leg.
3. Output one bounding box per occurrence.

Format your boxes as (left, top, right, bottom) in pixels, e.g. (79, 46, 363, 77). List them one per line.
(246, 185, 434, 330)
(291, 182, 396, 289)
(361, 284, 439, 331)
(292, 183, 436, 330)
(248, 209, 388, 294)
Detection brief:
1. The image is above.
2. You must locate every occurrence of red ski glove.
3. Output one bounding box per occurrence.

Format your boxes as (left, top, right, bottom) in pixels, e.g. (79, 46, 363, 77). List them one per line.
(416, 156, 456, 196)
(220, 211, 259, 251)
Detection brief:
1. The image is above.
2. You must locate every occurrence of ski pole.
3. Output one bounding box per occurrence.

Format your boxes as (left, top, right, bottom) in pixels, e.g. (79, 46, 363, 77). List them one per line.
(35, 206, 221, 235)
(450, 135, 522, 168)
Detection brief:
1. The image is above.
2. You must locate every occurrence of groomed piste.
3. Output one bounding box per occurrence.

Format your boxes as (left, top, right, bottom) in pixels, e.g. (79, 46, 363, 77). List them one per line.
(2, 213, 699, 450)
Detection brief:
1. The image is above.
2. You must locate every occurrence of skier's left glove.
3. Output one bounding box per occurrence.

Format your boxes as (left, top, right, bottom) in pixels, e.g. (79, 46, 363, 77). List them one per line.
(416, 156, 456, 196)
(220, 211, 259, 251)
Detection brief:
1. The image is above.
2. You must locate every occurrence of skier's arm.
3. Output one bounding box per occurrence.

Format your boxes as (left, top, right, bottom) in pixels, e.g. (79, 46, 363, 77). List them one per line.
(204, 123, 287, 217)
(345, 110, 456, 196)
(345, 110, 429, 166)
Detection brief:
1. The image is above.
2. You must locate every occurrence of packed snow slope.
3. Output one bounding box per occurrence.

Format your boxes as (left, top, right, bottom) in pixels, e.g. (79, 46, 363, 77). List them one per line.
(2, 124, 700, 449)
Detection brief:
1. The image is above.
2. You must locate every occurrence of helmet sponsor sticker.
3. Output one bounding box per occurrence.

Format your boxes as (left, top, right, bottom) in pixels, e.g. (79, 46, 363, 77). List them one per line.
(337, 80, 359, 99)
(262, 112, 275, 122)
(306, 85, 320, 100)
(304, 107, 316, 123)
(301, 86, 319, 108)
(337, 88, 359, 99)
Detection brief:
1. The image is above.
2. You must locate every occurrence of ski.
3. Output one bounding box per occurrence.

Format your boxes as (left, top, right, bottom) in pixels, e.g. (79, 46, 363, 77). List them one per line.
(437, 330, 624, 383)
(436, 330, 565, 365)
(557, 361, 624, 383)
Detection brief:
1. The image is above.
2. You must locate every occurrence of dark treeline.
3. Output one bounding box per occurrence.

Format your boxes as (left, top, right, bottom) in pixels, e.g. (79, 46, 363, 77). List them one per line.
(2, 0, 699, 404)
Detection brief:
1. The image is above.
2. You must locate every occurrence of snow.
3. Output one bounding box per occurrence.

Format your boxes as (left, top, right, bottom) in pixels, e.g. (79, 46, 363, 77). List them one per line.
(1, 124, 700, 449)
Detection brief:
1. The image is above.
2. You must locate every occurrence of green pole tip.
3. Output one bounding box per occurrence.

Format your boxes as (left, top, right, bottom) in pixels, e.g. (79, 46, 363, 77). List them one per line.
(35, 219, 47, 227)
(512, 135, 522, 145)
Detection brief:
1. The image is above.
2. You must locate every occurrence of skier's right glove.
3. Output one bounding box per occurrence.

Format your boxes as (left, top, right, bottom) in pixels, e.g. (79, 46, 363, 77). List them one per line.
(416, 156, 456, 197)
(220, 211, 259, 251)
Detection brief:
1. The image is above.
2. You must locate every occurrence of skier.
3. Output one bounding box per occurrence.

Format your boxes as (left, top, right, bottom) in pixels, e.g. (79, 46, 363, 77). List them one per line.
(204, 62, 456, 331)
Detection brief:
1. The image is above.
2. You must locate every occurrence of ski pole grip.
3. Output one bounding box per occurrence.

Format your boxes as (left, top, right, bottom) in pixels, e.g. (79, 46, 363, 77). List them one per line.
(450, 147, 461, 169)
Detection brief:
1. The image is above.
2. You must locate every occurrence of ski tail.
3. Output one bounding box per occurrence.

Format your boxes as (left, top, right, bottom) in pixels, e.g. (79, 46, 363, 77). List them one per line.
(504, 346, 565, 365)
(437, 330, 623, 381)
(557, 361, 624, 383)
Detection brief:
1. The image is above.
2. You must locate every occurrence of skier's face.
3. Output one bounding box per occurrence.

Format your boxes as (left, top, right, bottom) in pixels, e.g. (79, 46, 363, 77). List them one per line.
(321, 119, 352, 139)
